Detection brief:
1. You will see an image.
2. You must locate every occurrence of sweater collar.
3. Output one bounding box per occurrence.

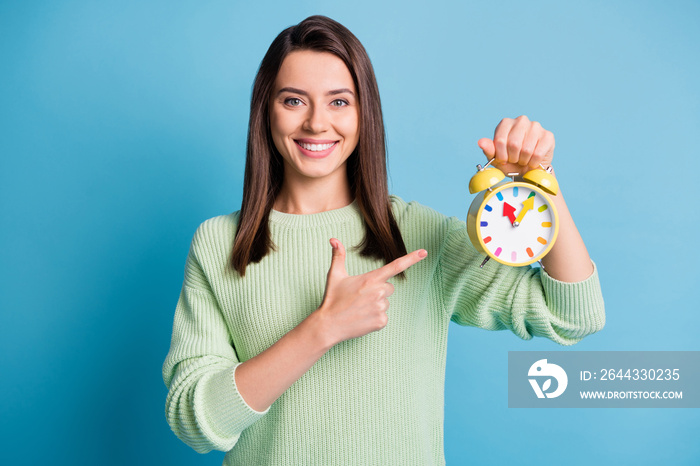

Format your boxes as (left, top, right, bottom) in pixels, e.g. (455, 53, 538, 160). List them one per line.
(269, 199, 361, 228)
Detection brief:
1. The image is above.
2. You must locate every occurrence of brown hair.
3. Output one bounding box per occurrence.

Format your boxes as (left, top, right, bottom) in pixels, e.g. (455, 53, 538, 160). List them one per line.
(231, 15, 407, 277)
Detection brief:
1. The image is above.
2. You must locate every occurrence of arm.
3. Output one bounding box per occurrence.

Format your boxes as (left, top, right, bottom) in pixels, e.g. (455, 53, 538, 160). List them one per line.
(540, 184, 594, 281)
(163, 257, 266, 453)
(439, 116, 604, 343)
(477, 115, 594, 282)
(164, 228, 427, 452)
(235, 238, 427, 411)
(440, 215, 604, 345)
(233, 311, 332, 412)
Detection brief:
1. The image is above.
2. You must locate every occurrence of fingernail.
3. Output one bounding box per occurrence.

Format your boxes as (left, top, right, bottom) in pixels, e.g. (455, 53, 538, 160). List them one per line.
(418, 250, 427, 258)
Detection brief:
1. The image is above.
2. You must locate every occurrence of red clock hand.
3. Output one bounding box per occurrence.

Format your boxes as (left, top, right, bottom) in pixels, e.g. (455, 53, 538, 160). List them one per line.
(502, 202, 516, 225)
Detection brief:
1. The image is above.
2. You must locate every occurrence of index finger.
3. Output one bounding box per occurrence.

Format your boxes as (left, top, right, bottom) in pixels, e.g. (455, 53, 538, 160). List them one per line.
(370, 249, 428, 282)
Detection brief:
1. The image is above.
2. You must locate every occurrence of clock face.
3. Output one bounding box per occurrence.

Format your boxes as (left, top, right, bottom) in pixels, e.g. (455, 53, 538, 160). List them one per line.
(472, 182, 558, 266)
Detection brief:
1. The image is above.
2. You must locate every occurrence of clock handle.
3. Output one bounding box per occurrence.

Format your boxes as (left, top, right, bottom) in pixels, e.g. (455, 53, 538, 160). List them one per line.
(481, 157, 553, 173)
(478, 158, 497, 170)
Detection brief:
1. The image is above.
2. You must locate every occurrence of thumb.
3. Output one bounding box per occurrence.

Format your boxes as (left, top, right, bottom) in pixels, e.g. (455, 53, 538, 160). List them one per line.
(327, 238, 348, 279)
(477, 138, 496, 159)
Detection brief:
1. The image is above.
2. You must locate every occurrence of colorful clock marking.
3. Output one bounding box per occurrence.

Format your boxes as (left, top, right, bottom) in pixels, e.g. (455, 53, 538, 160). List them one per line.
(467, 181, 558, 267)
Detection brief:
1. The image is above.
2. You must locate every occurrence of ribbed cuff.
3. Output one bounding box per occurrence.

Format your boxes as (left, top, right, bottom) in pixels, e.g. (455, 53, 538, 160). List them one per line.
(540, 261, 606, 337)
(196, 363, 269, 445)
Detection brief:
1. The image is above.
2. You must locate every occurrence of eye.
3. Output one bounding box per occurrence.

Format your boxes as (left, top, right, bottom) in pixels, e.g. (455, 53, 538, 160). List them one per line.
(284, 97, 303, 107)
(331, 99, 349, 107)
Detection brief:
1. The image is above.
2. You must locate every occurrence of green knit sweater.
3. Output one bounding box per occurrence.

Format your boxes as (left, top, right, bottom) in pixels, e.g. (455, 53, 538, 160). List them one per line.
(162, 195, 605, 465)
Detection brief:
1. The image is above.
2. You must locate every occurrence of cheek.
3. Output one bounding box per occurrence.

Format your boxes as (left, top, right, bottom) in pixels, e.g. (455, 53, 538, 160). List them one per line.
(269, 110, 283, 138)
(337, 111, 360, 142)
(270, 110, 293, 148)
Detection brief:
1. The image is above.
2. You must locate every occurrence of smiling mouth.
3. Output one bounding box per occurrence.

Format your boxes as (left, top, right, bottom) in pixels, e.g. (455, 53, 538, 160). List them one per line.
(295, 140, 338, 152)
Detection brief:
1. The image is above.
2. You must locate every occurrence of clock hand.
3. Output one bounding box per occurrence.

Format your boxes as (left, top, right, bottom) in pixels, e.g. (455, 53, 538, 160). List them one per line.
(513, 196, 535, 227)
(502, 202, 516, 225)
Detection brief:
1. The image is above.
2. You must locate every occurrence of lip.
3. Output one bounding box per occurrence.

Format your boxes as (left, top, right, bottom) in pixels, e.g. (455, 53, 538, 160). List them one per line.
(296, 138, 338, 144)
(294, 139, 339, 159)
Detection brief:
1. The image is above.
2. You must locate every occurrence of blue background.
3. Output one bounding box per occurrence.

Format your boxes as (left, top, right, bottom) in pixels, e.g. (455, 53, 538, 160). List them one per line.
(1, 0, 698, 464)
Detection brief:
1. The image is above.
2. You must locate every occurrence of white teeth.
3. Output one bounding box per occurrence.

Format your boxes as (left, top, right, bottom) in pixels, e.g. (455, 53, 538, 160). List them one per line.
(298, 141, 335, 151)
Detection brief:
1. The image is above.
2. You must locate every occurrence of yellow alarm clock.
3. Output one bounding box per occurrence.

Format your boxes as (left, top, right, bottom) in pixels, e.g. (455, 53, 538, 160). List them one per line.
(466, 158, 560, 267)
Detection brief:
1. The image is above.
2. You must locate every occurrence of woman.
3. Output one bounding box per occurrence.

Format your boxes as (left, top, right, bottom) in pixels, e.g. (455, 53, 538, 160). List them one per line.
(163, 15, 604, 465)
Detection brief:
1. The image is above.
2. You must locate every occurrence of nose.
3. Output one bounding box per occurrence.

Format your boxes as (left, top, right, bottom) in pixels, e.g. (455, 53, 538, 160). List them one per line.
(302, 104, 328, 134)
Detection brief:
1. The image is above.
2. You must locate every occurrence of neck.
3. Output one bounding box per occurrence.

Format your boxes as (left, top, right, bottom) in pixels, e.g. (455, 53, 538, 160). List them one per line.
(273, 180, 353, 215)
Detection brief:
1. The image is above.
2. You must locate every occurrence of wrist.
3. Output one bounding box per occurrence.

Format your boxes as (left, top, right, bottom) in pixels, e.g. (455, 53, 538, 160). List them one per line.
(302, 309, 337, 353)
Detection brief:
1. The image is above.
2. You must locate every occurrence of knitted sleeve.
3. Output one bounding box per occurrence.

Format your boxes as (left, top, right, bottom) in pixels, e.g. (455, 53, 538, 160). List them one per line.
(437, 216, 605, 345)
(162, 224, 268, 453)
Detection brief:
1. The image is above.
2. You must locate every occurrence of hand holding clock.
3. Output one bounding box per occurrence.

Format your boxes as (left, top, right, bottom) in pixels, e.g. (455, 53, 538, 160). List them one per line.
(475, 115, 594, 283)
(477, 115, 555, 175)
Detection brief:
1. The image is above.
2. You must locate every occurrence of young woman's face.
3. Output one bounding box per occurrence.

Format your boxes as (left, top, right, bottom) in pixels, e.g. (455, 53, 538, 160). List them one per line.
(269, 50, 359, 186)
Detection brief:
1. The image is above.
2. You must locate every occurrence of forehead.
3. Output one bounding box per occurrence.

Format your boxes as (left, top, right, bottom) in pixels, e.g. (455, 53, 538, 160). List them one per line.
(274, 50, 355, 92)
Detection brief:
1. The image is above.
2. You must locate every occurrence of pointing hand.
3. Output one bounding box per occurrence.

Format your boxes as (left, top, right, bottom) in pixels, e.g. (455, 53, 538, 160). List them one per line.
(316, 238, 427, 345)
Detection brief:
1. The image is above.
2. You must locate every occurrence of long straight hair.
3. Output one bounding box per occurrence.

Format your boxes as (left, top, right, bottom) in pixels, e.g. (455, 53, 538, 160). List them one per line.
(231, 15, 407, 278)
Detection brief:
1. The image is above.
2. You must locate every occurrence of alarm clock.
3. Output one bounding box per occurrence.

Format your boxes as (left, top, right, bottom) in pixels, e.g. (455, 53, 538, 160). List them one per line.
(466, 158, 560, 267)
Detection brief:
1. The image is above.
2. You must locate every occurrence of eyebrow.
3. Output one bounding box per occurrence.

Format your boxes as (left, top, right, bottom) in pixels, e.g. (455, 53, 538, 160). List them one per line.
(276, 87, 355, 97)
